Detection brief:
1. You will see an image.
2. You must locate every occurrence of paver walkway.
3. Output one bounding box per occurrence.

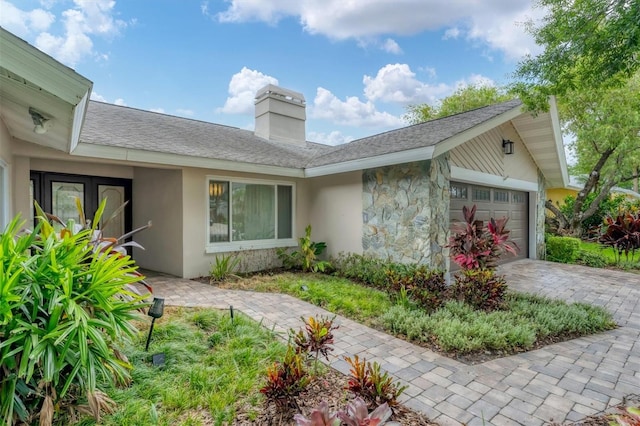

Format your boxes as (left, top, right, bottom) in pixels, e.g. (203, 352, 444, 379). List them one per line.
(147, 260, 640, 425)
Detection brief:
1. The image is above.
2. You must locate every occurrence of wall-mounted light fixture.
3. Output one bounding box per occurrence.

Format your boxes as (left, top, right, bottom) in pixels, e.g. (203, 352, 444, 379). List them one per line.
(29, 107, 50, 134)
(209, 182, 225, 197)
(502, 139, 515, 155)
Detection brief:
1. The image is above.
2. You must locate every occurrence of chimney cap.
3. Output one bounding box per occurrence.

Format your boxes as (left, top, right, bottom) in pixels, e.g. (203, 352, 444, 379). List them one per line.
(255, 84, 305, 105)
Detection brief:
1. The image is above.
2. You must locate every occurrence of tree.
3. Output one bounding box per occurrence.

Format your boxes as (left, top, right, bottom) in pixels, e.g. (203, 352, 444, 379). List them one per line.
(545, 73, 640, 236)
(404, 84, 512, 124)
(513, 0, 640, 111)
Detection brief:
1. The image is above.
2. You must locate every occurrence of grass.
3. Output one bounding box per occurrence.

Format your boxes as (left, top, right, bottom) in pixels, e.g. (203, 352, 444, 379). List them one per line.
(82, 307, 286, 426)
(579, 241, 640, 271)
(224, 272, 393, 326)
(220, 273, 616, 356)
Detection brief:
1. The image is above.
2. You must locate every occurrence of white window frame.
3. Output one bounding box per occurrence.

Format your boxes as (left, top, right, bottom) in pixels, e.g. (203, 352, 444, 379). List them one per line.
(205, 175, 297, 253)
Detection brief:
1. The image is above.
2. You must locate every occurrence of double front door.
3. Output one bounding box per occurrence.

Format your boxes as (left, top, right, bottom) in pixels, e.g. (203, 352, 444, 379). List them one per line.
(30, 171, 132, 239)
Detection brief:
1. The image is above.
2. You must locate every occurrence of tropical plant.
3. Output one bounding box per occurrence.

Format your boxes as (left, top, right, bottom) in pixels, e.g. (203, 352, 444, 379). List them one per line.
(337, 398, 399, 426)
(260, 345, 310, 408)
(291, 315, 338, 374)
(294, 401, 340, 426)
(451, 269, 508, 312)
(209, 253, 241, 283)
(278, 225, 331, 272)
(608, 404, 640, 426)
(545, 235, 581, 263)
(448, 205, 518, 270)
(344, 355, 407, 407)
(599, 212, 640, 263)
(0, 206, 148, 425)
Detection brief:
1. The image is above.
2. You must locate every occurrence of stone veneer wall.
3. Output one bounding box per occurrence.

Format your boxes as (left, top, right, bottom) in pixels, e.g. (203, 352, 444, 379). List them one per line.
(362, 155, 450, 269)
(536, 169, 547, 259)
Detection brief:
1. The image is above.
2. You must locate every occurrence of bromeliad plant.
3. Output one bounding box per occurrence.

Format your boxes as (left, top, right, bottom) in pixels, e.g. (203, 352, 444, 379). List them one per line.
(0, 199, 150, 425)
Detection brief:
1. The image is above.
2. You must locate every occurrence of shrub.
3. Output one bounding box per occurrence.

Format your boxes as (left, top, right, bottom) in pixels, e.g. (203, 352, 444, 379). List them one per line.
(546, 235, 581, 263)
(447, 205, 518, 270)
(209, 253, 241, 282)
(344, 355, 407, 407)
(451, 269, 508, 312)
(599, 211, 640, 263)
(290, 315, 338, 374)
(576, 249, 608, 268)
(260, 346, 310, 408)
(0, 216, 147, 425)
(331, 253, 388, 289)
(278, 225, 331, 272)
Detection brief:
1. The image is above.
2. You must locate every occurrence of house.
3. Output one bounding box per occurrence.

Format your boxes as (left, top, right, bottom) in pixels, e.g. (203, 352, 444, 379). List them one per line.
(547, 175, 640, 209)
(0, 28, 569, 278)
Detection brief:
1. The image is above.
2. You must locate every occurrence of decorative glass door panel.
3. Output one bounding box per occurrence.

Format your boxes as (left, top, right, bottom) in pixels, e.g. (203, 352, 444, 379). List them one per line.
(98, 184, 126, 238)
(51, 181, 84, 230)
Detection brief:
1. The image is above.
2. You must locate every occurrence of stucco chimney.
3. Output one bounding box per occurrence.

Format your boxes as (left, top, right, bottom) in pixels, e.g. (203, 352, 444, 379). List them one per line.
(254, 84, 306, 145)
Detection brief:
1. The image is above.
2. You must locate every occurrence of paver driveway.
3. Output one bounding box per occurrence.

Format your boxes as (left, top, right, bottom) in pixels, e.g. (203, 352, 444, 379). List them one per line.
(147, 260, 640, 425)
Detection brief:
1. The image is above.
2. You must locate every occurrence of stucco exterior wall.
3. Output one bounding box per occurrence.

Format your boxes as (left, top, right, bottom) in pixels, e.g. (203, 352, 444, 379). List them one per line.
(30, 157, 134, 179)
(180, 167, 310, 278)
(132, 167, 184, 276)
(363, 160, 440, 265)
(0, 120, 12, 228)
(451, 123, 538, 184)
(308, 171, 363, 259)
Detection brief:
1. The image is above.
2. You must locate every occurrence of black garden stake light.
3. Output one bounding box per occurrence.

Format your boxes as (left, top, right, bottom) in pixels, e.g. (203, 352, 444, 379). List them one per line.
(145, 297, 165, 352)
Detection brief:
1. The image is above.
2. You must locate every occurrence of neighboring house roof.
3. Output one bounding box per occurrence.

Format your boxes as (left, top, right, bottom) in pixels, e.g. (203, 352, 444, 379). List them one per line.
(0, 28, 93, 153)
(565, 175, 640, 199)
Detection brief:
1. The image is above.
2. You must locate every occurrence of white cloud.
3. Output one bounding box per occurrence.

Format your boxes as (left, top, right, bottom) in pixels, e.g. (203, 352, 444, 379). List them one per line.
(310, 87, 403, 128)
(382, 38, 402, 54)
(218, 67, 279, 114)
(114, 98, 126, 106)
(443, 27, 460, 40)
(454, 74, 496, 89)
(308, 130, 354, 146)
(363, 64, 449, 104)
(2, 0, 129, 67)
(90, 92, 107, 102)
(150, 107, 165, 113)
(0, 1, 55, 36)
(215, 0, 540, 61)
(176, 108, 195, 117)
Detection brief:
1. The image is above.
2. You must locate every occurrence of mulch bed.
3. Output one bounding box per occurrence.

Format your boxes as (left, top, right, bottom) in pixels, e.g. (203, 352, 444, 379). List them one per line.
(233, 368, 436, 425)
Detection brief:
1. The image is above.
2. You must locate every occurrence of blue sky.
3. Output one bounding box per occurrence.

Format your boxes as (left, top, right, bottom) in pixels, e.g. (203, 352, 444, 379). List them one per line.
(2, 0, 544, 145)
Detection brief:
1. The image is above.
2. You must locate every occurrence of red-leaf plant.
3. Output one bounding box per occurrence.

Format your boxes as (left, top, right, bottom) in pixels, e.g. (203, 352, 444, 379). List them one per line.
(448, 205, 518, 270)
(599, 212, 640, 263)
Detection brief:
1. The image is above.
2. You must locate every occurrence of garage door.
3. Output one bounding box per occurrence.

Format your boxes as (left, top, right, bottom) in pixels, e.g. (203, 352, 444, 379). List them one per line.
(450, 182, 528, 263)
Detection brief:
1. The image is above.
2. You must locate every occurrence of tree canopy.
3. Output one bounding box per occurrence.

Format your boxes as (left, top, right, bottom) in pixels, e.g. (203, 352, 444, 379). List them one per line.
(403, 84, 512, 124)
(513, 0, 640, 110)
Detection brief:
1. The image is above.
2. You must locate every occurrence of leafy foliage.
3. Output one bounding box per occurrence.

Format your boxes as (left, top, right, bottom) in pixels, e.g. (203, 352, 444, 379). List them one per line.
(599, 211, 640, 263)
(278, 225, 331, 272)
(608, 404, 640, 426)
(576, 250, 608, 268)
(209, 253, 241, 282)
(404, 84, 512, 124)
(447, 205, 518, 271)
(451, 269, 508, 312)
(545, 235, 582, 263)
(294, 401, 340, 426)
(260, 346, 310, 408)
(0, 209, 147, 425)
(291, 315, 339, 374)
(337, 398, 397, 426)
(512, 0, 640, 109)
(344, 356, 407, 407)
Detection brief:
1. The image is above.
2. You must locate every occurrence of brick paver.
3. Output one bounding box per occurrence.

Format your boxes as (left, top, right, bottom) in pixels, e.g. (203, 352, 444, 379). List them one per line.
(147, 260, 640, 424)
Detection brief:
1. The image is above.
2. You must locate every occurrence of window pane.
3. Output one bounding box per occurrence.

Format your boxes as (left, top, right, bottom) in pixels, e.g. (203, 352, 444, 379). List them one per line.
(277, 185, 292, 239)
(472, 187, 491, 201)
(512, 192, 526, 203)
(52, 182, 84, 228)
(450, 184, 467, 200)
(494, 190, 509, 203)
(232, 183, 275, 241)
(209, 180, 229, 242)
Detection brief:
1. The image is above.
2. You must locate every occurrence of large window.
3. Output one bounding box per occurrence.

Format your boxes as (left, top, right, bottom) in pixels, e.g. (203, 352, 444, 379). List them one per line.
(206, 177, 295, 252)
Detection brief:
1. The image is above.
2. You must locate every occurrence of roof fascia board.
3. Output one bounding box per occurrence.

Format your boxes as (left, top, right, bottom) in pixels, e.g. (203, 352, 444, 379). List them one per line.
(451, 166, 539, 192)
(548, 96, 570, 187)
(304, 146, 435, 177)
(432, 106, 524, 158)
(0, 29, 92, 106)
(71, 143, 305, 178)
(69, 90, 91, 152)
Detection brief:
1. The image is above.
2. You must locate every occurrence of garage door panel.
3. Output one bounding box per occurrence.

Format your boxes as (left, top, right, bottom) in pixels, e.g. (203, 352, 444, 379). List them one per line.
(450, 182, 528, 264)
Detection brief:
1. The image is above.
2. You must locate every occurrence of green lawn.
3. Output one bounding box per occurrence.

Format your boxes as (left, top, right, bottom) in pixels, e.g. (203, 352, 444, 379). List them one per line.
(579, 241, 640, 269)
(84, 307, 286, 426)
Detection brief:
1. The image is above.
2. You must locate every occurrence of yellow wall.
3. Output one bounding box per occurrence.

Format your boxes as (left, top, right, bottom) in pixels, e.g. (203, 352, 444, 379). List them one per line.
(547, 188, 577, 212)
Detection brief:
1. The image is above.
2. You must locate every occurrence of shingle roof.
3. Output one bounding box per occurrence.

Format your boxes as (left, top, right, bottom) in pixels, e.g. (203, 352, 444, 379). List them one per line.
(80, 99, 523, 170)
